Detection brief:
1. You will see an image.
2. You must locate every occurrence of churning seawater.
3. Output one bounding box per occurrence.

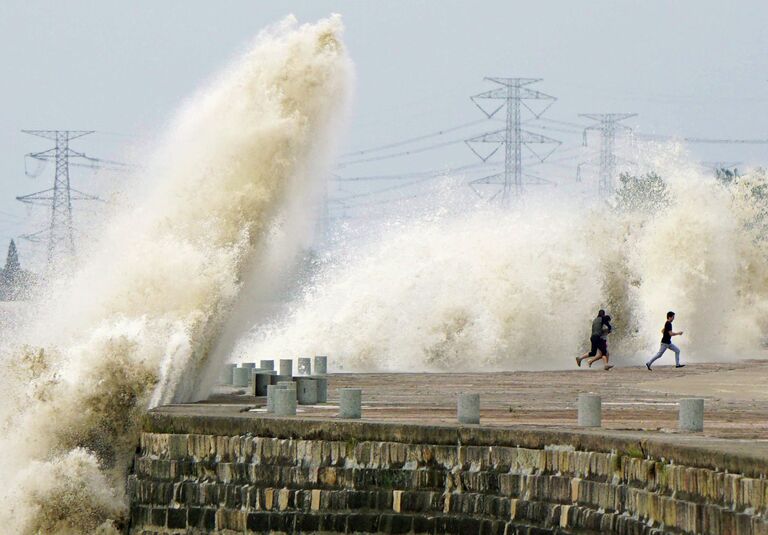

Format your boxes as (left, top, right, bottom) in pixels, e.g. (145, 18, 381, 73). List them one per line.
(0, 16, 351, 533)
(1, 12, 768, 535)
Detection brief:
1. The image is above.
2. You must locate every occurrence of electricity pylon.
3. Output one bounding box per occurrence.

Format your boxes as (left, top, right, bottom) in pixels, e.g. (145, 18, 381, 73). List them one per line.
(17, 130, 105, 269)
(579, 113, 637, 197)
(465, 78, 560, 206)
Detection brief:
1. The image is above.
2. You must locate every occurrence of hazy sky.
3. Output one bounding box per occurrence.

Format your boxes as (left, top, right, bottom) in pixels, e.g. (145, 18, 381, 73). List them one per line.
(1, 1, 767, 269)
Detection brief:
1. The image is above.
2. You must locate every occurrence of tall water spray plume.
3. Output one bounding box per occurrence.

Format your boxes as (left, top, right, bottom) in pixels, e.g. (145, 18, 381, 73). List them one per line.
(239, 147, 768, 371)
(0, 15, 350, 533)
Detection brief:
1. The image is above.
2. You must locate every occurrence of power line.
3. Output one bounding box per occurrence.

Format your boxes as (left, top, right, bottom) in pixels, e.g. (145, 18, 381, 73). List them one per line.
(329, 172, 466, 204)
(330, 190, 434, 210)
(635, 132, 768, 144)
(332, 161, 496, 182)
(506, 115, 768, 145)
(539, 117, 590, 129)
(525, 124, 583, 136)
(339, 119, 488, 158)
(465, 77, 561, 205)
(0, 210, 24, 221)
(328, 182, 468, 212)
(337, 136, 471, 167)
(330, 149, 583, 210)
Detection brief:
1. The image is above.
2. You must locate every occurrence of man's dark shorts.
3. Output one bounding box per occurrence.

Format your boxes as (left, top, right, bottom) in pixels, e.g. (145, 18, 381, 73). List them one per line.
(588, 335, 600, 356)
(589, 335, 609, 357)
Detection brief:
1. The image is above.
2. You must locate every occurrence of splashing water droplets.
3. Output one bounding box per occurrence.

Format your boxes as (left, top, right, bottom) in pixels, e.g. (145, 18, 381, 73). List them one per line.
(0, 15, 350, 533)
(239, 152, 768, 372)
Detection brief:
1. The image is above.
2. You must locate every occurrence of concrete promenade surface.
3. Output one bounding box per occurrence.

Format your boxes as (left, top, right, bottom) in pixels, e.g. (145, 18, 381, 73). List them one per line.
(196, 361, 768, 437)
(141, 360, 768, 533)
(149, 360, 768, 449)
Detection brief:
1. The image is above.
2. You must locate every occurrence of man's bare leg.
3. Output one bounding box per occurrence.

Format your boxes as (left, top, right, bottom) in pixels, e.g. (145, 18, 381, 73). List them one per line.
(589, 355, 613, 370)
(587, 351, 603, 367)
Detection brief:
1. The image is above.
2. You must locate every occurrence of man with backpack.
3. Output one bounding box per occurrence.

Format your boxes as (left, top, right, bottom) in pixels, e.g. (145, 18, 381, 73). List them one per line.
(576, 310, 614, 370)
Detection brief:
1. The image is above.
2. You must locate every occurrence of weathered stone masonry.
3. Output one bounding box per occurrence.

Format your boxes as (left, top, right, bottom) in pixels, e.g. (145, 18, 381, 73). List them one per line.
(129, 414, 768, 534)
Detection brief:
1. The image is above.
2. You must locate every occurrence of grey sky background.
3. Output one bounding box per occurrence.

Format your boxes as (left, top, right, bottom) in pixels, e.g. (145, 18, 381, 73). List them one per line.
(1, 1, 767, 271)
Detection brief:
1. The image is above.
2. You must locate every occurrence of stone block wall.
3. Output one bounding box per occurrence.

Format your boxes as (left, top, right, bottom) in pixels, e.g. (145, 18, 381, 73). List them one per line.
(128, 416, 768, 534)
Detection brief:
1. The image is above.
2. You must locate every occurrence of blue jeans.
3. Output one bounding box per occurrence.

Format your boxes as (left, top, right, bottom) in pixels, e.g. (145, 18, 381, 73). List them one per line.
(647, 342, 681, 366)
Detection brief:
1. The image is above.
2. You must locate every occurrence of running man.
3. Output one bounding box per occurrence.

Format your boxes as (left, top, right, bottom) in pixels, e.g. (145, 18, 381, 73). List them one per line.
(646, 310, 684, 370)
(586, 314, 614, 371)
(576, 309, 607, 368)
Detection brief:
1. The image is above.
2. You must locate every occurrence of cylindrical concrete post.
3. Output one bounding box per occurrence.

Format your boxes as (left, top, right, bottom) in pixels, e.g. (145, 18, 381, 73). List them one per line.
(298, 357, 312, 376)
(252, 370, 277, 396)
(232, 366, 251, 387)
(274, 381, 296, 411)
(311, 376, 328, 403)
(457, 393, 480, 424)
(271, 374, 293, 386)
(240, 362, 257, 369)
(279, 359, 293, 376)
(314, 355, 328, 375)
(296, 377, 318, 405)
(679, 398, 704, 432)
(220, 363, 237, 385)
(273, 388, 297, 416)
(578, 393, 602, 427)
(260, 359, 275, 371)
(339, 388, 362, 419)
(266, 385, 277, 413)
(277, 380, 296, 391)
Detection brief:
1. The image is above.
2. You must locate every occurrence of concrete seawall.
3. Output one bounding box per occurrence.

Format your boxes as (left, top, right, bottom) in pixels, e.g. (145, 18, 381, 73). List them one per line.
(128, 410, 768, 534)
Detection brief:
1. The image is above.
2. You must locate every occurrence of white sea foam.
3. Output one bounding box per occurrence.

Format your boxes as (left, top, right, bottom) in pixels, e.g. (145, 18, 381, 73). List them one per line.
(1, 11, 766, 534)
(238, 146, 768, 371)
(0, 15, 350, 533)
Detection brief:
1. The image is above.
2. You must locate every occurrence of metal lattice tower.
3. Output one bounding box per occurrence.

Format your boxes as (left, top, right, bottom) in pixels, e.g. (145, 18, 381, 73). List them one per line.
(17, 130, 103, 268)
(579, 114, 637, 197)
(465, 78, 560, 206)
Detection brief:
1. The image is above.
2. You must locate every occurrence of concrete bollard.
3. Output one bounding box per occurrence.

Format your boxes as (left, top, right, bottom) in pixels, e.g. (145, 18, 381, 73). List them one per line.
(277, 380, 296, 392)
(279, 359, 293, 376)
(457, 393, 480, 424)
(241, 362, 257, 369)
(679, 398, 704, 432)
(271, 374, 293, 386)
(220, 363, 237, 385)
(232, 367, 251, 387)
(296, 377, 318, 405)
(311, 376, 328, 403)
(578, 393, 602, 427)
(252, 370, 277, 396)
(339, 388, 362, 419)
(314, 355, 328, 375)
(260, 359, 275, 371)
(298, 357, 312, 376)
(266, 385, 277, 412)
(273, 388, 297, 416)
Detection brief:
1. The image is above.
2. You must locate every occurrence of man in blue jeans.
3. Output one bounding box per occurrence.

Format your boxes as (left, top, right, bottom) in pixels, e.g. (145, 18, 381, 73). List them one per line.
(646, 310, 684, 371)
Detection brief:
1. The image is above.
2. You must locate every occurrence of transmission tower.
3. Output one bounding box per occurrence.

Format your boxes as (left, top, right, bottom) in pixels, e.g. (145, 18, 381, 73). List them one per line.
(465, 78, 560, 206)
(579, 114, 637, 197)
(17, 130, 104, 268)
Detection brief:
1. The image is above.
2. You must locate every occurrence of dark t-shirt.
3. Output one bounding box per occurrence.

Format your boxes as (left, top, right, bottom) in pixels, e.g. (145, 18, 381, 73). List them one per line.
(661, 321, 673, 344)
(591, 316, 604, 337)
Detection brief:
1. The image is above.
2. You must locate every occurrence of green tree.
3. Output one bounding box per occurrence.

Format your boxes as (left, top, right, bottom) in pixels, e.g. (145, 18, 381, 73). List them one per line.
(714, 166, 740, 185)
